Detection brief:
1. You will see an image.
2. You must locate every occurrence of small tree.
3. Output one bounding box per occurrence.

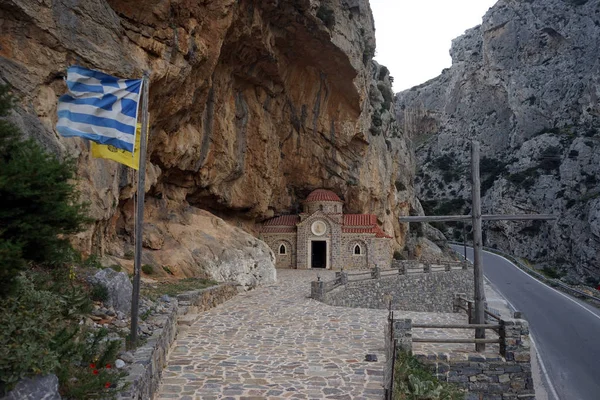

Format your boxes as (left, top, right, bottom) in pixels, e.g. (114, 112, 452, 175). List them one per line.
(0, 85, 89, 295)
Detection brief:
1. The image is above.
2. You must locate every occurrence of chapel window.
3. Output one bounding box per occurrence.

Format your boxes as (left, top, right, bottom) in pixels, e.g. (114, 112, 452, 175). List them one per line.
(279, 244, 286, 255)
(354, 244, 361, 255)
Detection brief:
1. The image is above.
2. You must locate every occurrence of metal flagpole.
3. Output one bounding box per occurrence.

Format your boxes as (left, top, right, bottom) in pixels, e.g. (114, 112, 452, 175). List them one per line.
(130, 71, 150, 348)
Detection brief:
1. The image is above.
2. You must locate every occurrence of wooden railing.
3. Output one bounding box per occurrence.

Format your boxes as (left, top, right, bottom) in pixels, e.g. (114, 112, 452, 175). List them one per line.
(411, 323, 501, 346)
(454, 293, 501, 325)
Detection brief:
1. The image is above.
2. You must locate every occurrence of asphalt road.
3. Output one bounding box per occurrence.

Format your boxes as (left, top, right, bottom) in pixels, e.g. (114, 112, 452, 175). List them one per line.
(450, 245, 600, 400)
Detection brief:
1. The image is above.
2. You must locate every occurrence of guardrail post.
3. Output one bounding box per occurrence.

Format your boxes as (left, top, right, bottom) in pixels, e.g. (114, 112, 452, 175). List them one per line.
(310, 280, 325, 301)
(398, 263, 405, 275)
(424, 263, 431, 273)
(372, 266, 381, 279)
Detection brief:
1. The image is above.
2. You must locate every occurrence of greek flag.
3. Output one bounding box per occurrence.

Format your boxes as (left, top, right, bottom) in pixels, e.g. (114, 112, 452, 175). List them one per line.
(56, 66, 143, 152)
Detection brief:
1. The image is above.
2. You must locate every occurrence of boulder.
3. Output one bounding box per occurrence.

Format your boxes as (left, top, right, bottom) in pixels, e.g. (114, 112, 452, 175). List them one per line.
(89, 269, 132, 314)
(3, 375, 61, 400)
(136, 202, 277, 288)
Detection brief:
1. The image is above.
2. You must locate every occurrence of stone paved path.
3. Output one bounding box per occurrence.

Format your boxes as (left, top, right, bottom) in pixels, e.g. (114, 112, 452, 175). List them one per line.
(156, 269, 486, 399)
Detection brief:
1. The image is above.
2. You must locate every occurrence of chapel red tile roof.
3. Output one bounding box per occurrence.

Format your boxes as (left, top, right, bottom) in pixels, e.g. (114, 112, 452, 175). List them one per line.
(260, 226, 296, 234)
(261, 202, 392, 238)
(343, 214, 378, 226)
(342, 214, 393, 238)
(263, 215, 300, 226)
(305, 189, 342, 203)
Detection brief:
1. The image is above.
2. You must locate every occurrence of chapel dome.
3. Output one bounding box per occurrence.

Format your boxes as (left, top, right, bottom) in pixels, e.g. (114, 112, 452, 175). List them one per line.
(305, 189, 342, 203)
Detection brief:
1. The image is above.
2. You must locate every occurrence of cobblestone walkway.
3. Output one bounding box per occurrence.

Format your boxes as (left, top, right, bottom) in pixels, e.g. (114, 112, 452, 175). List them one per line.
(156, 269, 482, 399)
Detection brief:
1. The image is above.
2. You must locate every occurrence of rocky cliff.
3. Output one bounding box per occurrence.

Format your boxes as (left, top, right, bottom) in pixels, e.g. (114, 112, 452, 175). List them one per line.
(396, 0, 600, 282)
(1, 0, 418, 283)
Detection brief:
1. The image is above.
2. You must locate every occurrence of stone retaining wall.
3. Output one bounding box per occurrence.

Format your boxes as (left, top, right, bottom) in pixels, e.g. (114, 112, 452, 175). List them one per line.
(117, 283, 238, 400)
(420, 352, 534, 400)
(321, 269, 474, 312)
(387, 318, 534, 400)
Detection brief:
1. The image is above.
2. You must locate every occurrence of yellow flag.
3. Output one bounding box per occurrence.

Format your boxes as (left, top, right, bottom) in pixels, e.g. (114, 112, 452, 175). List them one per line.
(91, 123, 143, 170)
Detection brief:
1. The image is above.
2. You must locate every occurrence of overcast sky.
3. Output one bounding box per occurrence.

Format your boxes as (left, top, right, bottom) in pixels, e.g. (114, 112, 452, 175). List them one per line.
(369, 0, 498, 93)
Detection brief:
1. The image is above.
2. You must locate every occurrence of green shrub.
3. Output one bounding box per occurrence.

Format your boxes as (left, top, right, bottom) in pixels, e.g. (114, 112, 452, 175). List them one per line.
(378, 82, 394, 111)
(422, 199, 468, 216)
(519, 220, 543, 236)
(0, 85, 89, 295)
(363, 43, 375, 65)
(431, 154, 455, 171)
(441, 170, 459, 183)
(393, 251, 404, 260)
(541, 266, 565, 279)
(480, 157, 507, 194)
(83, 254, 103, 269)
(584, 276, 599, 287)
(141, 264, 154, 275)
(480, 157, 508, 176)
(162, 265, 174, 275)
(409, 222, 424, 237)
(430, 221, 448, 234)
(109, 264, 122, 272)
(395, 180, 407, 191)
(393, 351, 464, 399)
(372, 109, 383, 127)
(316, 5, 335, 28)
(507, 168, 539, 189)
(90, 283, 109, 302)
(55, 328, 127, 400)
(538, 146, 561, 171)
(0, 273, 125, 397)
(124, 250, 134, 260)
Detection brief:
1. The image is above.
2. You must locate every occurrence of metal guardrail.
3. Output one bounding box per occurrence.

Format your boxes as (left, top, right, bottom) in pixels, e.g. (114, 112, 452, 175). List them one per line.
(449, 241, 600, 305)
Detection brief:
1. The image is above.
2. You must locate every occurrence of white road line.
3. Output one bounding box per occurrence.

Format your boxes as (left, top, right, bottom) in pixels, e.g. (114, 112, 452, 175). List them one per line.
(482, 275, 561, 400)
(485, 250, 600, 322)
(530, 335, 561, 400)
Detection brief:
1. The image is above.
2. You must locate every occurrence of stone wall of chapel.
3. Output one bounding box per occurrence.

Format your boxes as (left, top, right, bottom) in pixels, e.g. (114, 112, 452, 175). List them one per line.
(261, 234, 296, 269)
(296, 214, 342, 269)
(330, 221, 343, 270)
(296, 222, 310, 269)
(370, 238, 392, 268)
(341, 235, 369, 270)
(304, 201, 343, 215)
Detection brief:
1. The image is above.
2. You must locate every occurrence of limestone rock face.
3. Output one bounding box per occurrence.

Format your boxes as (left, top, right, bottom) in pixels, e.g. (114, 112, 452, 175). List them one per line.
(395, 0, 600, 280)
(0, 0, 417, 281)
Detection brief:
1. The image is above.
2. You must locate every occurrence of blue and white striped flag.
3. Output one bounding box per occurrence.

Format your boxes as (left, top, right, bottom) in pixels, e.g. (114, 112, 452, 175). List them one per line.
(56, 66, 143, 152)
